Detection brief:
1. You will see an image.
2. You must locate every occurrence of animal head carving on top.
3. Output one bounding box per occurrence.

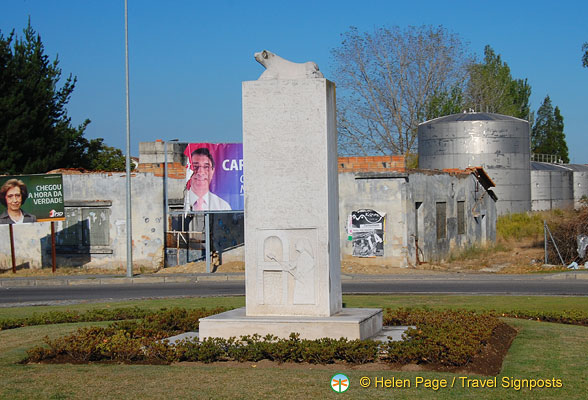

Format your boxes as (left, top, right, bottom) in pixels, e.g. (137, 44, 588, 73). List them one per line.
(254, 50, 324, 80)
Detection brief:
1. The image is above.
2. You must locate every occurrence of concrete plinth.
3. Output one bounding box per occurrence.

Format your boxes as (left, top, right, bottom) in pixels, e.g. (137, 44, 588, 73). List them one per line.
(199, 307, 383, 340)
(242, 78, 342, 317)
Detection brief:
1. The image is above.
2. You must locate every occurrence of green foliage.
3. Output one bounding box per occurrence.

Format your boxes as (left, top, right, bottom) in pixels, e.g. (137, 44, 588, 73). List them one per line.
(0, 21, 127, 174)
(25, 329, 381, 366)
(531, 95, 569, 163)
(0, 21, 88, 174)
(22, 307, 495, 367)
(425, 84, 465, 120)
(81, 138, 131, 172)
(447, 242, 511, 262)
(0, 306, 152, 331)
(465, 45, 532, 119)
(265, 333, 303, 363)
(496, 212, 544, 240)
(582, 42, 588, 68)
(384, 308, 501, 366)
(498, 309, 588, 326)
(0, 306, 228, 332)
(19, 305, 588, 368)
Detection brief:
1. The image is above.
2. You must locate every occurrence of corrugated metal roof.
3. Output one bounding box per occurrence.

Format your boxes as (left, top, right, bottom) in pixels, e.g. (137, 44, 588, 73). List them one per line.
(565, 164, 588, 172)
(531, 162, 572, 171)
(419, 112, 528, 126)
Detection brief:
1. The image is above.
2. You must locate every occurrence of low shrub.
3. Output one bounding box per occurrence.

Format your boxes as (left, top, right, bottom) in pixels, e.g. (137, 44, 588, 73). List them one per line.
(265, 333, 303, 363)
(0, 307, 152, 331)
(1, 306, 231, 331)
(17, 305, 588, 367)
(24, 307, 501, 368)
(383, 308, 501, 366)
(497, 309, 588, 326)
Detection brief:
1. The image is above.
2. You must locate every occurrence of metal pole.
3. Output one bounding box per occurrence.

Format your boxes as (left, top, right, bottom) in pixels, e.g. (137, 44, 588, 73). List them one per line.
(51, 222, 57, 273)
(544, 221, 548, 264)
(162, 139, 178, 269)
(9, 225, 16, 273)
(163, 140, 168, 269)
(205, 212, 211, 273)
(545, 222, 565, 266)
(124, 0, 133, 277)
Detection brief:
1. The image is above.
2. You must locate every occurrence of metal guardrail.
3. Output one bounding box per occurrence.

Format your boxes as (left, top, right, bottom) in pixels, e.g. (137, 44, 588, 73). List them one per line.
(532, 154, 564, 164)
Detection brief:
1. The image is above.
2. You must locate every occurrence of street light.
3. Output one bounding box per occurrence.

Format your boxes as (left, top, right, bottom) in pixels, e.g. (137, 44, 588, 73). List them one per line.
(124, 0, 132, 277)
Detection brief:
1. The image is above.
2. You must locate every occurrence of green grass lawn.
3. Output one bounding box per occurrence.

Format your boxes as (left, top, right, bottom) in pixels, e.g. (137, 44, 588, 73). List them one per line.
(1, 295, 586, 399)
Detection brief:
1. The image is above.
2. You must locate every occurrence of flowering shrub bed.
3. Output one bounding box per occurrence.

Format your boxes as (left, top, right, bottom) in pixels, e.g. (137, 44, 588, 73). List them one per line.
(497, 310, 588, 326)
(23, 307, 510, 367)
(384, 308, 502, 366)
(4, 305, 586, 332)
(0, 307, 152, 330)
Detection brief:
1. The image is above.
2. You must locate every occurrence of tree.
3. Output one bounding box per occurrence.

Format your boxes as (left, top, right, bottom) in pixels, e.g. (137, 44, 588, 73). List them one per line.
(331, 25, 471, 156)
(424, 84, 465, 121)
(0, 21, 89, 174)
(465, 45, 531, 120)
(84, 138, 129, 171)
(531, 95, 569, 163)
(0, 21, 128, 173)
(582, 42, 588, 68)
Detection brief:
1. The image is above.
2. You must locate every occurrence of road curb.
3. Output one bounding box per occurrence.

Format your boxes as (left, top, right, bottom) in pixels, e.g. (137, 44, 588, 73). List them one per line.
(1, 271, 587, 288)
(0, 273, 245, 288)
(543, 271, 588, 280)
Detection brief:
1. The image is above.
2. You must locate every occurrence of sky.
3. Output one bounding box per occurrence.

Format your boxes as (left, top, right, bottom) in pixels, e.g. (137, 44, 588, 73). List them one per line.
(2, 0, 587, 163)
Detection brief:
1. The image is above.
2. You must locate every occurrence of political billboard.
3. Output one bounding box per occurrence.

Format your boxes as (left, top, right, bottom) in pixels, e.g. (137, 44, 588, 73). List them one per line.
(183, 143, 243, 211)
(0, 174, 65, 224)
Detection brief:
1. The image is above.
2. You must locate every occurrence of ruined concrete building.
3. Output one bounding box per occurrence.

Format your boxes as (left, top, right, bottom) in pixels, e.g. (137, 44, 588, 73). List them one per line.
(0, 142, 497, 271)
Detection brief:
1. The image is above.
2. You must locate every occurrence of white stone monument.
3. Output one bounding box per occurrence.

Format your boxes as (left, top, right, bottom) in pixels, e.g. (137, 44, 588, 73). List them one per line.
(199, 50, 383, 340)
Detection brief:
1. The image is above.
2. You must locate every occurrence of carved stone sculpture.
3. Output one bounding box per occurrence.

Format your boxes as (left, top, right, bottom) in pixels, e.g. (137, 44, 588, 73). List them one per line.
(254, 50, 324, 80)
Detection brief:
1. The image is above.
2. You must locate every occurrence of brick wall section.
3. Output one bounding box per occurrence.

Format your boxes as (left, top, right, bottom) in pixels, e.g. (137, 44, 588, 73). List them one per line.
(135, 162, 186, 179)
(137, 156, 406, 176)
(338, 155, 405, 172)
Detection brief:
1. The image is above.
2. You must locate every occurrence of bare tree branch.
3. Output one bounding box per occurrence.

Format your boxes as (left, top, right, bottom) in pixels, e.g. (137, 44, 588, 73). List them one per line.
(332, 26, 470, 156)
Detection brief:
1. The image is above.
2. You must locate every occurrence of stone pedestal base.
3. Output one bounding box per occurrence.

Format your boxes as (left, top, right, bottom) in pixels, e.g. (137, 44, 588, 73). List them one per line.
(199, 307, 383, 340)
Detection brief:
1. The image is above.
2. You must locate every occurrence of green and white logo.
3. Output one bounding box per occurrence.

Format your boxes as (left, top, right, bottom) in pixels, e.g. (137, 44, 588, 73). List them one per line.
(331, 374, 349, 393)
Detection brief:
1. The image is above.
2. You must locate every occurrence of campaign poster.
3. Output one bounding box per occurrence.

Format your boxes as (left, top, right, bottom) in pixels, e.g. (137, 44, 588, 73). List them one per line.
(0, 174, 65, 224)
(350, 209, 385, 257)
(184, 143, 243, 211)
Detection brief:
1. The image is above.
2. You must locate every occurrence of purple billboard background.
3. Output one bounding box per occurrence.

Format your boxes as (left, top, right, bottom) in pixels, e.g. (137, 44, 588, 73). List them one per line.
(184, 143, 243, 211)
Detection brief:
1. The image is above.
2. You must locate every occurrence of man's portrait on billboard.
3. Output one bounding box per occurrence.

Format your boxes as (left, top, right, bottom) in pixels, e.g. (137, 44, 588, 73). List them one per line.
(187, 147, 232, 211)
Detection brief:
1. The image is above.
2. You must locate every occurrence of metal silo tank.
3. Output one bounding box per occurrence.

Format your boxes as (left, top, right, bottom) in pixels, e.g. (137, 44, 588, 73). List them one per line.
(418, 112, 531, 215)
(530, 162, 574, 210)
(566, 164, 588, 209)
(530, 162, 553, 211)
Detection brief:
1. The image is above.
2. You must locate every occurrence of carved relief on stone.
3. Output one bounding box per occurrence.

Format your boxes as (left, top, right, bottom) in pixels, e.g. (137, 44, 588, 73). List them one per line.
(259, 235, 286, 305)
(263, 235, 283, 263)
(257, 229, 318, 307)
(289, 238, 315, 305)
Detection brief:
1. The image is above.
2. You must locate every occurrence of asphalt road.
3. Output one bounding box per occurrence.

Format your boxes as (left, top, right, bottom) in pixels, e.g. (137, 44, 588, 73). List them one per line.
(1, 275, 587, 306)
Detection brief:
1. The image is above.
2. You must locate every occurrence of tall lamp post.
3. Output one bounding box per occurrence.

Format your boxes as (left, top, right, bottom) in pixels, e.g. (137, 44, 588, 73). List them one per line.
(124, 0, 133, 277)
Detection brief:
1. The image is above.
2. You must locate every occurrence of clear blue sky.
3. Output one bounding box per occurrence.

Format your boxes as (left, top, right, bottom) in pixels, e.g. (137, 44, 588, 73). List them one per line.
(2, 0, 587, 163)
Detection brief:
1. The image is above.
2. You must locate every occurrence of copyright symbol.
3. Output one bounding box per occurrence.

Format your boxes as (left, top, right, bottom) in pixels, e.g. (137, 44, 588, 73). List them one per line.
(360, 377, 371, 388)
